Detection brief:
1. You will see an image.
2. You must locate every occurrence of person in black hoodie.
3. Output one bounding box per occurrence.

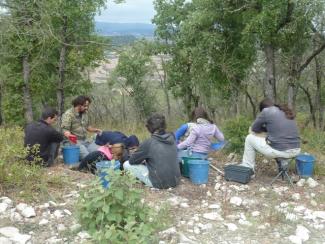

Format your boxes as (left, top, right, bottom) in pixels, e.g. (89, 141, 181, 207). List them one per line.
(124, 113, 181, 189)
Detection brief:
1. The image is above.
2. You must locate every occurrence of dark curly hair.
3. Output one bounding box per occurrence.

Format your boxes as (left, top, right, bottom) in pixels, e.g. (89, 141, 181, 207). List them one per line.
(259, 98, 295, 120)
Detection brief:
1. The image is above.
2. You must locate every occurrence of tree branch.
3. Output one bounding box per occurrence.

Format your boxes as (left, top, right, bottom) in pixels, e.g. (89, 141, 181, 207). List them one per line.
(298, 42, 325, 74)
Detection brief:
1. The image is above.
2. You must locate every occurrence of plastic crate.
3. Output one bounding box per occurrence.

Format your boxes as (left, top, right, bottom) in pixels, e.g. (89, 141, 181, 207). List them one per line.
(224, 165, 253, 184)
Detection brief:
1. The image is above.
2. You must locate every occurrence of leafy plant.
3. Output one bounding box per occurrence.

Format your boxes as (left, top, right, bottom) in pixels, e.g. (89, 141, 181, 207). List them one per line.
(222, 116, 252, 154)
(77, 170, 164, 243)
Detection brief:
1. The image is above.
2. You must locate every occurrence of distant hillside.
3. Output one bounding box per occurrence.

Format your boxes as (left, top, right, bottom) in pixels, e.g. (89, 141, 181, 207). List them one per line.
(95, 22, 155, 37)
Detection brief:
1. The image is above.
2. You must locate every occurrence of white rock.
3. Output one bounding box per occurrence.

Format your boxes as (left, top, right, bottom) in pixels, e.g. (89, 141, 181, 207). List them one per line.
(0, 197, 13, 207)
(313, 224, 324, 230)
(214, 183, 222, 191)
(199, 184, 206, 188)
(216, 175, 222, 182)
(206, 191, 212, 197)
(273, 186, 289, 195)
(70, 224, 81, 232)
(191, 215, 199, 222)
(293, 206, 306, 213)
(0, 237, 13, 244)
(252, 211, 260, 217)
(296, 179, 305, 187)
(238, 219, 252, 226)
(53, 210, 64, 219)
(63, 209, 72, 216)
(187, 220, 194, 226)
(306, 178, 318, 188)
(239, 213, 246, 220)
(10, 212, 23, 222)
(292, 193, 301, 201)
(48, 201, 57, 207)
(45, 237, 62, 244)
(257, 225, 266, 230)
(224, 223, 238, 231)
(57, 224, 66, 232)
(16, 203, 27, 212)
(39, 219, 49, 226)
(180, 202, 189, 208)
(313, 211, 325, 220)
(0, 227, 20, 237)
(193, 226, 200, 234)
(9, 234, 31, 244)
(310, 193, 315, 198)
(197, 223, 212, 230)
(203, 212, 224, 221)
(77, 231, 91, 239)
(229, 196, 242, 206)
(259, 187, 267, 192)
(39, 203, 50, 209)
(21, 207, 36, 218)
(179, 233, 196, 244)
(160, 227, 177, 236)
(310, 200, 317, 207)
(295, 225, 310, 242)
(286, 213, 298, 222)
(166, 197, 180, 206)
(280, 202, 289, 208)
(0, 203, 8, 214)
(288, 235, 302, 244)
(208, 204, 220, 209)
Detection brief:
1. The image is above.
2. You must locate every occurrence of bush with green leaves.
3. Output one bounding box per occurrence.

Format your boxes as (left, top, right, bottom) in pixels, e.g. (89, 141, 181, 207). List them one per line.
(0, 126, 46, 200)
(222, 116, 252, 154)
(77, 170, 165, 243)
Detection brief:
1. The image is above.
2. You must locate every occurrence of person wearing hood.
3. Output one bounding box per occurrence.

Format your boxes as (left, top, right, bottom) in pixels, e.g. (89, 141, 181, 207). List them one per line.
(78, 134, 139, 173)
(124, 113, 181, 189)
(177, 107, 225, 159)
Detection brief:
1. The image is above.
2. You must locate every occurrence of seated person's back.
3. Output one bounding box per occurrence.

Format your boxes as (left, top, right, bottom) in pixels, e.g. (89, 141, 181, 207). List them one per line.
(127, 114, 180, 189)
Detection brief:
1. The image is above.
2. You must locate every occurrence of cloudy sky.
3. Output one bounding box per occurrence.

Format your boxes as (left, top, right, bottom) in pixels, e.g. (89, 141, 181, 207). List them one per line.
(96, 0, 156, 23)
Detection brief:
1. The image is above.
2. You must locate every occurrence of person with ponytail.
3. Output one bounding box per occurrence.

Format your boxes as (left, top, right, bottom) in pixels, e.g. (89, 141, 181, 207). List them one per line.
(240, 98, 301, 170)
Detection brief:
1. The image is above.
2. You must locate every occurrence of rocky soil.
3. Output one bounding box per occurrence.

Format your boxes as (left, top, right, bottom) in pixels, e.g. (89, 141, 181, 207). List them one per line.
(0, 156, 324, 244)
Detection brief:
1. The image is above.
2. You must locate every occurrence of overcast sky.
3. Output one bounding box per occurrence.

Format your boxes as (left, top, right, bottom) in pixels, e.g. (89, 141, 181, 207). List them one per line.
(96, 0, 156, 24)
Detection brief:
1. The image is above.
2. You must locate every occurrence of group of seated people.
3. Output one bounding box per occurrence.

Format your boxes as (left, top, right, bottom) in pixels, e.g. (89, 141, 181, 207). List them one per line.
(24, 96, 301, 189)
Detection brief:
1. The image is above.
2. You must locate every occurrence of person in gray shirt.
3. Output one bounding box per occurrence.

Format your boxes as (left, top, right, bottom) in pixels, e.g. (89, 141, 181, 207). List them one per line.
(241, 98, 301, 170)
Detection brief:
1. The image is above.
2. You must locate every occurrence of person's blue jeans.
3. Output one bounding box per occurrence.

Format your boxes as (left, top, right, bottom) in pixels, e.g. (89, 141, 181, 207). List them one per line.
(178, 149, 208, 161)
(123, 161, 153, 187)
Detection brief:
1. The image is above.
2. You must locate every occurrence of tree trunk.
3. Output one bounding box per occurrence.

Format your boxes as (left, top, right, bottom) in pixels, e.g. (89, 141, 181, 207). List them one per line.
(158, 57, 171, 117)
(299, 84, 316, 128)
(22, 55, 34, 123)
(245, 89, 256, 118)
(264, 44, 276, 101)
(315, 56, 323, 129)
(0, 81, 3, 125)
(287, 55, 301, 109)
(57, 16, 68, 128)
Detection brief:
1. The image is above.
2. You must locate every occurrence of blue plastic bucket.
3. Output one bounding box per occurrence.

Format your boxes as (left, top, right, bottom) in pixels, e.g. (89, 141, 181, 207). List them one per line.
(296, 154, 315, 177)
(96, 160, 121, 188)
(62, 145, 80, 165)
(188, 159, 210, 184)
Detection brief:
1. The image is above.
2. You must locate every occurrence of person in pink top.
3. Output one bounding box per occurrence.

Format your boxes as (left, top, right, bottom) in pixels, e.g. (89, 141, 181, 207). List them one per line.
(78, 134, 139, 174)
(177, 107, 224, 159)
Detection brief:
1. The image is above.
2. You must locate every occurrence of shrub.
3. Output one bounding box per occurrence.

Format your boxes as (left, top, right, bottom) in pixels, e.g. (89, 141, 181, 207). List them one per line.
(77, 170, 165, 243)
(222, 116, 252, 154)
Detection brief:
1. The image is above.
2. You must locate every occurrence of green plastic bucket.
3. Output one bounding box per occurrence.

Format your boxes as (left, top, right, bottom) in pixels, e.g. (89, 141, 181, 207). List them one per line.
(181, 157, 202, 177)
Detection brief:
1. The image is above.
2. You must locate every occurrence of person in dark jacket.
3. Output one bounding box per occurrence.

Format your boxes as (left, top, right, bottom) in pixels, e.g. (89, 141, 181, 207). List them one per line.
(124, 113, 181, 189)
(240, 98, 301, 170)
(24, 107, 64, 166)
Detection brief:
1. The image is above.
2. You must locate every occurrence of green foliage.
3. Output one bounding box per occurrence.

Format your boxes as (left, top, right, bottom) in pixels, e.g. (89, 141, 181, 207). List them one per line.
(222, 116, 252, 154)
(114, 41, 157, 120)
(0, 126, 45, 200)
(77, 170, 164, 243)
